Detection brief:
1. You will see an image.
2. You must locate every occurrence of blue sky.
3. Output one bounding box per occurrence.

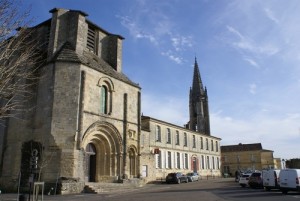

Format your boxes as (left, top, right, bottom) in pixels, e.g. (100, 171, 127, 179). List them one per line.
(24, 0, 300, 160)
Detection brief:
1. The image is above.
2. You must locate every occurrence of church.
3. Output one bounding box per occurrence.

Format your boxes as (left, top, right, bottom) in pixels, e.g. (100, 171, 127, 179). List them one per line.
(0, 8, 221, 194)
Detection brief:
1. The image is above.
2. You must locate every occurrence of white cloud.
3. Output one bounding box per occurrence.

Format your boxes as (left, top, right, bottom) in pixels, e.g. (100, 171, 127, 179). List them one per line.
(117, 2, 194, 64)
(243, 57, 259, 68)
(264, 8, 279, 24)
(211, 111, 300, 159)
(226, 26, 279, 56)
(171, 35, 193, 51)
(161, 51, 183, 64)
(119, 15, 158, 45)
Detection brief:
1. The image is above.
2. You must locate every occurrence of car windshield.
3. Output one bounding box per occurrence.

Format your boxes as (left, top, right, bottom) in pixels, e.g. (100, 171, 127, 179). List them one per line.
(187, 173, 193, 176)
(242, 174, 250, 178)
(251, 173, 261, 177)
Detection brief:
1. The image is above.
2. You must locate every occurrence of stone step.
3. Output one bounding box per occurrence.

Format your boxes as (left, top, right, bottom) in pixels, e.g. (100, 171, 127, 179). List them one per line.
(84, 179, 145, 194)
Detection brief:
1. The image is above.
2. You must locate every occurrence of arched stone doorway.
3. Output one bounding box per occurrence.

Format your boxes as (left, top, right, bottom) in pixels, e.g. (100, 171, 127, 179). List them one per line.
(128, 146, 138, 177)
(86, 143, 96, 182)
(82, 121, 123, 182)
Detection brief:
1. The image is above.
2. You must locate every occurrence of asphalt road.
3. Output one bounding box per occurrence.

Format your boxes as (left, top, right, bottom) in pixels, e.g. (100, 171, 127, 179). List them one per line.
(1, 178, 300, 201)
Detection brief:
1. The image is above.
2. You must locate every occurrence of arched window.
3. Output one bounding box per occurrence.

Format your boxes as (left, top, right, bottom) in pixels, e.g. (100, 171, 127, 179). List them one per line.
(100, 85, 108, 114)
(166, 128, 171, 144)
(184, 133, 188, 147)
(98, 77, 114, 115)
(156, 125, 161, 142)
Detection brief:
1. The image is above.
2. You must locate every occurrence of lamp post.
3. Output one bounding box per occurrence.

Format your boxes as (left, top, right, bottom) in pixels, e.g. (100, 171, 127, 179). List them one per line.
(282, 159, 286, 169)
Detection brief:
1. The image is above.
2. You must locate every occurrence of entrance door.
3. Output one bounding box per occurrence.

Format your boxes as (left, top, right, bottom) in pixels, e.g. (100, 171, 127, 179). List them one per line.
(86, 143, 96, 182)
(142, 165, 147, 177)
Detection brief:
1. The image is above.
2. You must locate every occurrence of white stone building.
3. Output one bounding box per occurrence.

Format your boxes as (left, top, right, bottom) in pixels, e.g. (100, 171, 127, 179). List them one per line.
(139, 59, 222, 183)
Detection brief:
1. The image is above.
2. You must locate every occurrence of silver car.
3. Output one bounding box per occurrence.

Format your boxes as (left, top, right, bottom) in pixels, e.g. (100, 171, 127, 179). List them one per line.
(186, 172, 199, 182)
(239, 173, 252, 187)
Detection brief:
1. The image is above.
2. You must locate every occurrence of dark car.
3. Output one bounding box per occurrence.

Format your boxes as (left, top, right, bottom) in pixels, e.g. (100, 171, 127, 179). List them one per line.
(248, 172, 263, 188)
(186, 172, 199, 182)
(166, 172, 188, 184)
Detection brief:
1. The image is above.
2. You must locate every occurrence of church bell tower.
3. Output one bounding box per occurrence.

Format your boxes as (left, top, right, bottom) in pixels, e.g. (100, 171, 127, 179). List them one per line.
(188, 58, 210, 135)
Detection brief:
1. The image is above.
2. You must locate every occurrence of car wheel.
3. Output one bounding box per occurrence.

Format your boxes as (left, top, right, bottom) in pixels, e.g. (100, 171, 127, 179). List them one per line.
(240, 184, 246, 188)
(281, 190, 288, 195)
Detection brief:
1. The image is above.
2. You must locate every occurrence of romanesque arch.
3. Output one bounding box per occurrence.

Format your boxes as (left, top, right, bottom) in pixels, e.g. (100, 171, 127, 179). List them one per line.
(82, 121, 123, 182)
(127, 145, 138, 178)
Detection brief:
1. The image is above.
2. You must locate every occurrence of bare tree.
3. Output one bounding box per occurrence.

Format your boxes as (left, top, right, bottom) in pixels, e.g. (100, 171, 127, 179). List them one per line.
(0, 0, 41, 122)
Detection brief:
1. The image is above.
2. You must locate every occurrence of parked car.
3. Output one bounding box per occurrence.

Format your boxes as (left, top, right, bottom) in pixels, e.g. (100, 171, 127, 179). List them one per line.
(186, 172, 199, 182)
(262, 169, 280, 191)
(166, 172, 189, 184)
(248, 172, 263, 188)
(239, 173, 251, 187)
(279, 169, 300, 194)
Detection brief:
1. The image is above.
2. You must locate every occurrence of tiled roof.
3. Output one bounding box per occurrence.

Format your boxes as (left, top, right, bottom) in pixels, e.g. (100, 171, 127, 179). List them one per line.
(51, 42, 140, 88)
(221, 143, 263, 152)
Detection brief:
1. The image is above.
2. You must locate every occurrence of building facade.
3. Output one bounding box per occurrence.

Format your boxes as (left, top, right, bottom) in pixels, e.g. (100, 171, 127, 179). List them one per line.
(221, 143, 275, 176)
(140, 116, 221, 182)
(0, 8, 141, 193)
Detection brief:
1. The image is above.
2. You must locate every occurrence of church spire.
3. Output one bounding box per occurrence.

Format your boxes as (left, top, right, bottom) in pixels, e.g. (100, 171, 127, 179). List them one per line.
(192, 57, 204, 96)
(188, 57, 211, 135)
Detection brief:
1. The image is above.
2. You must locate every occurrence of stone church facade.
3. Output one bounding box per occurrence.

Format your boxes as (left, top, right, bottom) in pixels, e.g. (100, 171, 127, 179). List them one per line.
(0, 8, 141, 193)
(0, 8, 221, 193)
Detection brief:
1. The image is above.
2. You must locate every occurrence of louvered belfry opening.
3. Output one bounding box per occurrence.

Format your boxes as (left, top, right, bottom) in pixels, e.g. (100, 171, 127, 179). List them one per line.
(87, 25, 96, 52)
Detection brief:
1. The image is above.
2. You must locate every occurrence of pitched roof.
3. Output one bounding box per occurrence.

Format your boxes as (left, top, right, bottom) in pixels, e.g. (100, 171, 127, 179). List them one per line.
(51, 42, 140, 88)
(221, 143, 263, 152)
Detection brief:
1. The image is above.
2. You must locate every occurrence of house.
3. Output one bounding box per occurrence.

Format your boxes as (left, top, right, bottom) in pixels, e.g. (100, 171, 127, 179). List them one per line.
(221, 143, 275, 176)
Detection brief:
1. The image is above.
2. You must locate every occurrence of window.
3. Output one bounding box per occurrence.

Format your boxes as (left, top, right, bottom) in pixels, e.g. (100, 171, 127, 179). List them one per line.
(100, 86, 108, 114)
(98, 78, 113, 115)
(206, 138, 209, 150)
(223, 155, 228, 163)
(250, 154, 256, 163)
(212, 157, 215, 169)
(237, 155, 240, 163)
(167, 151, 172, 168)
(217, 157, 220, 169)
(211, 140, 214, 151)
(176, 152, 180, 169)
(156, 151, 161, 168)
(184, 153, 188, 169)
(192, 135, 196, 148)
(175, 131, 180, 145)
(201, 155, 205, 169)
(215, 141, 219, 152)
(200, 137, 203, 149)
(184, 133, 187, 146)
(166, 128, 171, 144)
(207, 156, 210, 169)
(156, 126, 161, 142)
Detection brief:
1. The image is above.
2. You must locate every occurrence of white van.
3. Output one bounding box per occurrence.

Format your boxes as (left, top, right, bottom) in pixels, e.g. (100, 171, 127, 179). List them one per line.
(262, 169, 280, 191)
(279, 169, 300, 194)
